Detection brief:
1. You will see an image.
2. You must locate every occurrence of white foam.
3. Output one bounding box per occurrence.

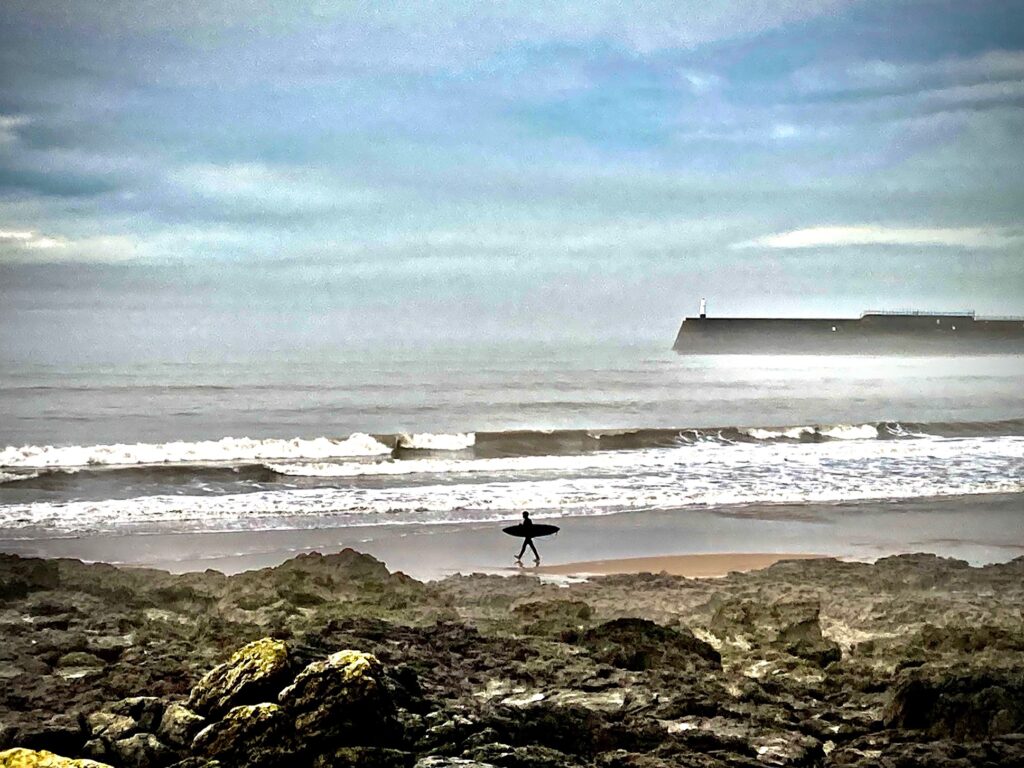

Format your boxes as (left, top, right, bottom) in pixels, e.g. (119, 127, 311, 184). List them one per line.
(744, 426, 816, 440)
(4, 435, 1021, 535)
(396, 432, 476, 450)
(0, 470, 40, 484)
(820, 424, 879, 440)
(0, 433, 392, 469)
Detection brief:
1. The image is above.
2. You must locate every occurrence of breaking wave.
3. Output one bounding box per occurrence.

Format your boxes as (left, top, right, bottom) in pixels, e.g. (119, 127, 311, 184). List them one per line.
(0, 433, 392, 469)
(396, 432, 476, 451)
(3, 419, 1023, 478)
(3, 433, 1021, 535)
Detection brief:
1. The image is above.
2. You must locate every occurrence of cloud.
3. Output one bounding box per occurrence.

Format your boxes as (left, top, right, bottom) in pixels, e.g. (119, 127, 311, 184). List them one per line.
(167, 163, 379, 216)
(733, 226, 1023, 250)
(0, 229, 138, 261)
(0, 115, 30, 143)
(0, 229, 65, 249)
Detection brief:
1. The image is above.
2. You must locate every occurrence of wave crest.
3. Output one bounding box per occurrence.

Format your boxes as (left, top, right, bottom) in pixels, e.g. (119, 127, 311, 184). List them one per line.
(396, 432, 476, 451)
(0, 433, 391, 469)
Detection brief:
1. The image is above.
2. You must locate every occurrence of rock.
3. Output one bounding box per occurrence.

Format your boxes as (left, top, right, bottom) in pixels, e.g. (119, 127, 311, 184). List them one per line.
(187, 638, 291, 719)
(55, 654, 104, 669)
(578, 618, 720, 671)
(85, 713, 137, 743)
(0, 749, 112, 767)
(278, 649, 397, 747)
(192, 703, 292, 767)
(11, 715, 85, 756)
(0, 578, 29, 603)
(156, 703, 205, 748)
(108, 733, 173, 768)
(463, 743, 584, 768)
(511, 600, 593, 637)
(106, 698, 165, 734)
(883, 667, 1024, 740)
(311, 747, 415, 768)
(414, 760, 497, 768)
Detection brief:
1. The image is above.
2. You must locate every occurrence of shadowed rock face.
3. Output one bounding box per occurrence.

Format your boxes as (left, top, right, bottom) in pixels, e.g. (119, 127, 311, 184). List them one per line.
(578, 618, 720, 671)
(1, 549, 1023, 767)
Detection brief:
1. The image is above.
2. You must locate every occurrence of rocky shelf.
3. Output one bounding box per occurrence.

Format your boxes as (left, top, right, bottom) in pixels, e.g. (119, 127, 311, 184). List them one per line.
(1, 550, 1023, 767)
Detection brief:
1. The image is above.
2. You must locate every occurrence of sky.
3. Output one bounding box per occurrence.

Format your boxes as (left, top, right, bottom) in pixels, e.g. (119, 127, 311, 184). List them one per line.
(2, 0, 1024, 356)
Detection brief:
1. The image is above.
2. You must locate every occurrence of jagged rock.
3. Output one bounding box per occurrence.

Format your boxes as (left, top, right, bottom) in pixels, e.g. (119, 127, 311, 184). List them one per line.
(511, 600, 593, 637)
(414, 759, 497, 768)
(192, 703, 292, 767)
(10, 715, 85, 757)
(105, 699, 165, 734)
(463, 743, 585, 767)
(0, 749, 112, 767)
(108, 733, 172, 768)
(156, 703, 205, 748)
(883, 667, 1024, 740)
(311, 747, 415, 768)
(84, 712, 136, 743)
(187, 638, 291, 719)
(578, 618, 720, 671)
(278, 650, 397, 747)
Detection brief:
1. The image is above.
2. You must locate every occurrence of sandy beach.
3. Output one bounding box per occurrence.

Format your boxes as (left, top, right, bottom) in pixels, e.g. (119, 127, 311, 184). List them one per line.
(535, 551, 829, 577)
(1, 492, 1021, 580)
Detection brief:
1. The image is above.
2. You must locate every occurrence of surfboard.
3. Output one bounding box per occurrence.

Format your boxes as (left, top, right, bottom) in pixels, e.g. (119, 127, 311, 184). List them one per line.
(503, 523, 560, 538)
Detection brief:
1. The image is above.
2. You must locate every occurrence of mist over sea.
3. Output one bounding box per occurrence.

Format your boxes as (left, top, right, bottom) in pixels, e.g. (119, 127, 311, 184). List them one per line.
(1, 342, 1022, 563)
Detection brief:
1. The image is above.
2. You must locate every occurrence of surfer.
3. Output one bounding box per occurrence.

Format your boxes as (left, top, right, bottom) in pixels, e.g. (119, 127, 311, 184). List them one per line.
(515, 511, 540, 564)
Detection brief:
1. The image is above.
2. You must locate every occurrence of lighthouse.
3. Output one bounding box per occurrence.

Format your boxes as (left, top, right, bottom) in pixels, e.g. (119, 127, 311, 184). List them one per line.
(699, 297, 707, 319)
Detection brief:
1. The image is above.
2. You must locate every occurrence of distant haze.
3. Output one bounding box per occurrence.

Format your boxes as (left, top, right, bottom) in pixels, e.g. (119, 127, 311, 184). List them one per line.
(2, 1, 1023, 360)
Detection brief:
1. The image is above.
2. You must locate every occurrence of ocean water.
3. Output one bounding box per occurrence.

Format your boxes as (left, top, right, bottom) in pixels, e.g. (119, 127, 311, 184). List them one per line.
(1, 344, 1022, 539)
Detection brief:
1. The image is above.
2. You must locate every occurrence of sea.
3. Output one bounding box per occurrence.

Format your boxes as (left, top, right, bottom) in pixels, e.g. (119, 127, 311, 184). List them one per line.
(1, 344, 1022, 547)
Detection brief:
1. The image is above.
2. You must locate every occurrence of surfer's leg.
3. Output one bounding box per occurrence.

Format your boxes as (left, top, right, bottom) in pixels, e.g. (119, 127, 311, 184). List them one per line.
(516, 540, 528, 559)
(528, 539, 539, 562)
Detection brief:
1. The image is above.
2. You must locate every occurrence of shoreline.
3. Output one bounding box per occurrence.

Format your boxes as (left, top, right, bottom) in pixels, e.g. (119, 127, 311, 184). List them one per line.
(0, 493, 1021, 581)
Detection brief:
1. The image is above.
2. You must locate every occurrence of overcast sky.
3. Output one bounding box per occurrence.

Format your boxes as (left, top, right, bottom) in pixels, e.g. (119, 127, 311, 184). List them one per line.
(2, 0, 1023, 354)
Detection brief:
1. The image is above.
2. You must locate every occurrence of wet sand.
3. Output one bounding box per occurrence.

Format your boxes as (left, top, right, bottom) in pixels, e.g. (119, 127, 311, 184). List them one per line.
(1, 493, 1021, 581)
(535, 552, 829, 578)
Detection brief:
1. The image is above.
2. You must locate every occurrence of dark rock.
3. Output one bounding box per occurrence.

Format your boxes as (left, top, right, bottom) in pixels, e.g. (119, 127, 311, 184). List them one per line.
(192, 702, 293, 767)
(463, 743, 585, 768)
(12, 713, 85, 756)
(312, 746, 416, 768)
(109, 732, 174, 768)
(106, 698, 165, 734)
(883, 667, 1024, 740)
(156, 703, 206, 748)
(578, 618, 720, 671)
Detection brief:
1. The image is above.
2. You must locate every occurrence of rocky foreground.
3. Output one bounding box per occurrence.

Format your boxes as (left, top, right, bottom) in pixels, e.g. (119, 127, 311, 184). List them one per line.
(1, 550, 1023, 768)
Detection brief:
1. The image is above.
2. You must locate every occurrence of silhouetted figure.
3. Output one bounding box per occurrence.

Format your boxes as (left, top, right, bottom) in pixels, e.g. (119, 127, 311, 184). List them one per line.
(515, 511, 540, 563)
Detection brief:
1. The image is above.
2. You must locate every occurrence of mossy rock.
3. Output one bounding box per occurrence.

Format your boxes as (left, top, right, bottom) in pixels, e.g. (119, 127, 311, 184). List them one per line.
(279, 650, 398, 747)
(0, 748, 113, 767)
(192, 703, 292, 767)
(187, 638, 291, 718)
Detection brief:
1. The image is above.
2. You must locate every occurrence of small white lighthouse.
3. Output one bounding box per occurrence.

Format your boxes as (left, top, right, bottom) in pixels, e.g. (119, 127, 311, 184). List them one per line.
(699, 297, 707, 319)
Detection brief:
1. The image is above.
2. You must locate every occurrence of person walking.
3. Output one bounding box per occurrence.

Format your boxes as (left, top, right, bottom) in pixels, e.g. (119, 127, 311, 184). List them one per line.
(515, 510, 540, 563)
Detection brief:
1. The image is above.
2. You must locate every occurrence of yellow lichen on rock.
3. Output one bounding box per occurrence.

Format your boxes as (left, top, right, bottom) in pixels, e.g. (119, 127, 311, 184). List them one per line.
(0, 749, 114, 768)
(222, 702, 282, 722)
(187, 637, 290, 717)
(232, 637, 289, 674)
(327, 650, 377, 682)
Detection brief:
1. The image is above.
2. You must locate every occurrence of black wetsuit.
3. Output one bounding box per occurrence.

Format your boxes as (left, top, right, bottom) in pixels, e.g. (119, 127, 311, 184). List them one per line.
(517, 519, 539, 560)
